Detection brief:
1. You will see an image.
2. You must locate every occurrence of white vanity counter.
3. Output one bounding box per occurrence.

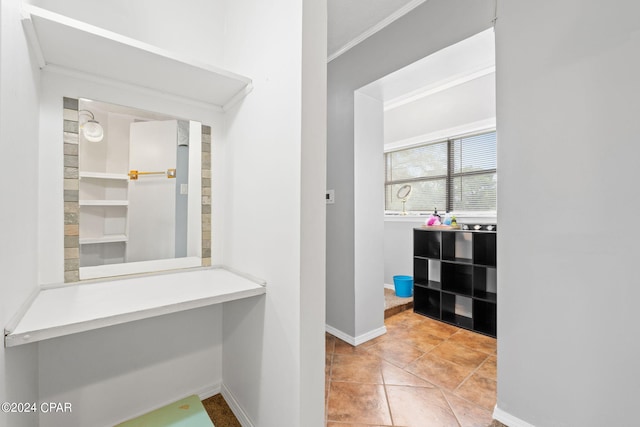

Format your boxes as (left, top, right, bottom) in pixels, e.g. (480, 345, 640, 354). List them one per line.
(4, 267, 266, 347)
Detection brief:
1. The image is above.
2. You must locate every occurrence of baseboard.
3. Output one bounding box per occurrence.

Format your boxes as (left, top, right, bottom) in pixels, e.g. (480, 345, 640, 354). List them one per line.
(325, 324, 355, 344)
(196, 382, 222, 400)
(221, 383, 255, 427)
(325, 324, 387, 346)
(493, 405, 536, 427)
(384, 283, 395, 290)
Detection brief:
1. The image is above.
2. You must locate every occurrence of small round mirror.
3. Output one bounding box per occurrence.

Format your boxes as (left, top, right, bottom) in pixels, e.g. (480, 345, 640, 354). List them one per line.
(396, 184, 412, 215)
(397, 184, 412, 200)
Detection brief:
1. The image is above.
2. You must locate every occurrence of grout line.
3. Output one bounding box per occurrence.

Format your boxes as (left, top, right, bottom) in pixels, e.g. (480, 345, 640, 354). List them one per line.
(452, 353, 492, 393)
(325, 337, 335, 424)
(382, 381, 395, 426)
(378, 348, 396, 426)
(441, 391, 465, 427)
(331, 312, 495, 426)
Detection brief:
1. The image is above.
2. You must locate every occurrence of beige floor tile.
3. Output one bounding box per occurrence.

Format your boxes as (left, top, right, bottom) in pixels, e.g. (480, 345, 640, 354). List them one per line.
(358, 332, 390, 348)
(444, 391, 495, 427)
(326, 350, 334, 375)
(384, 310, 427, 330)
(418, 317, 460, 338)
(331, 353, 384, 384)
(326, 424, 389, 427)
(447, 329, 497, 354)
(410, 317, 459, 339)
(428, 341, 489, 370)
(455, 374, 497, 411)
(365, 339, 425, 368)
(327, 382, 392, 425)
(389, 328, 443, 353)
(324, 309, 499, 427)
(381, 361, 434, 388)
(386, 385, 459, 427)
(405, 353, 474, 391)
(326, 333, 336, 354)
(475, 355, 497, 380)
(334, 338, 371, 355)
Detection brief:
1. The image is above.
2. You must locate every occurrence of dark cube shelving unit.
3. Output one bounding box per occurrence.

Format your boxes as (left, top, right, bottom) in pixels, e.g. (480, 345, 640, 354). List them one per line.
(413, 226, 497, 337)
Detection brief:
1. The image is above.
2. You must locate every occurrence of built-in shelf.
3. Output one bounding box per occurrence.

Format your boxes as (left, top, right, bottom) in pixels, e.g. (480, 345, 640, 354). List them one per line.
(21, 4, 253, 110)
(79, 199, 128, 206)
(80, 234, 128, 244)
(4, 266, 266, 347)
(79, 172, 129, 180)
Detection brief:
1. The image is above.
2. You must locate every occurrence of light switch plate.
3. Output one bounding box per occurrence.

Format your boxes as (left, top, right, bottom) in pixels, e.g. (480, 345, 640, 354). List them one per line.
(326, 190, 335, 204)
(180, 184, 188, 195)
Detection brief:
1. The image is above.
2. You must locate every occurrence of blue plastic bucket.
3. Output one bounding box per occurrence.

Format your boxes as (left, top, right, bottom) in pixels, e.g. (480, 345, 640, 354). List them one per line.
(393, 275, 413, 298)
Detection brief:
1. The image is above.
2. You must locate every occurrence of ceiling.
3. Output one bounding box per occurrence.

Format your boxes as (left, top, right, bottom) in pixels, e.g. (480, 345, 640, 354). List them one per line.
(327, 0, 425, 61)
(328, 3, 496, 148)
(358, 28, 495, 103)
(357, 28, 496, 147)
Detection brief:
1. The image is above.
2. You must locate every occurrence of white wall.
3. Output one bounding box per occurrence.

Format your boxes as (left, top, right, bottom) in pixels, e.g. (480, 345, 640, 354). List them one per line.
(384, 72, 496, 144)
(327, 0, 494, 338)
(27, 0, 225, 65)
(299, 0, 328, 422)
(495, 1, 640, 426)
(0, 0, 42, 426)
(383, 219, 423, 286)
(354, 92, 385, 338)
(127, 120, 178, 263)
(221, 0, 326, 425)
(38, 307, 222, 427)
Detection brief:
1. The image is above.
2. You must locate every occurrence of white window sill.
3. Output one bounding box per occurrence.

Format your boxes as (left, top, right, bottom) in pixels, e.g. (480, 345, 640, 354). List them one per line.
(384, 212, 497, 223)
(4, 266, 266, 348)
(384, 214, 430, 222)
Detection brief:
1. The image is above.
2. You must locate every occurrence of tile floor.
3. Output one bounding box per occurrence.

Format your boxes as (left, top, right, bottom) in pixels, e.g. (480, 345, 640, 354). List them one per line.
(325, 309, 500, 427)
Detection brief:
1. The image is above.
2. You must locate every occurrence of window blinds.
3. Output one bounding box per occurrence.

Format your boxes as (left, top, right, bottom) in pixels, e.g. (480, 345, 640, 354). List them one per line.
(385, 131, 497, 212)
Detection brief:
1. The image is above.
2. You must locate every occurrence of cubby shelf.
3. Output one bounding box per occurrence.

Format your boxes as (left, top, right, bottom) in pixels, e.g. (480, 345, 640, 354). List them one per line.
(79, 172, 129, 180)
(414, 280, 441, 291)
(413, 226, 497, 337)
(79, 234, 128, 244)
(79, 200, 129, 206)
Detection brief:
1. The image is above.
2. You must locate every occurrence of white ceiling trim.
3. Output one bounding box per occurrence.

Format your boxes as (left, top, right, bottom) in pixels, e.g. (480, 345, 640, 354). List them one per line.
(384, 65, 495, 111)
(327, 0, 427, 63)
(384, 118, 496, 152)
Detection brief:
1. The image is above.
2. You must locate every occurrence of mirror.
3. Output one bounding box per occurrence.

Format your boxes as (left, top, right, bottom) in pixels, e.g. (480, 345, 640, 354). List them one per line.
(396, 184, 412, 215)
(63, 97, 211, 282)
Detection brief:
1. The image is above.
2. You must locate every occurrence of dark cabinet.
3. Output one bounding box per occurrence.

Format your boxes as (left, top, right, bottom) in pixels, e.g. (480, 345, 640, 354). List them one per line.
(413, 227, 497, 337)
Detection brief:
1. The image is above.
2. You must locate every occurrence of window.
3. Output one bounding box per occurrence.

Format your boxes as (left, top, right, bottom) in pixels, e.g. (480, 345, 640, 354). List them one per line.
(385, 131, 496, 213)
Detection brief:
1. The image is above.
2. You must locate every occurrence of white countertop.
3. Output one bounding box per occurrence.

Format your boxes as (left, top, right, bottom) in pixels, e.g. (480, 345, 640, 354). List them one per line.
(4, 267, 266, 347)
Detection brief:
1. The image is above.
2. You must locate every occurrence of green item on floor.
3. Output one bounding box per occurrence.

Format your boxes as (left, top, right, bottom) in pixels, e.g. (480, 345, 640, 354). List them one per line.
(116, 395, 214, 427)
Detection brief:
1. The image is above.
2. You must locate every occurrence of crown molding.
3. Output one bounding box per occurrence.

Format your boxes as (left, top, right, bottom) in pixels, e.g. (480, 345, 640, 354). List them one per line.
(384, 65, 495, 111)
(327, 0, 427, 63)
